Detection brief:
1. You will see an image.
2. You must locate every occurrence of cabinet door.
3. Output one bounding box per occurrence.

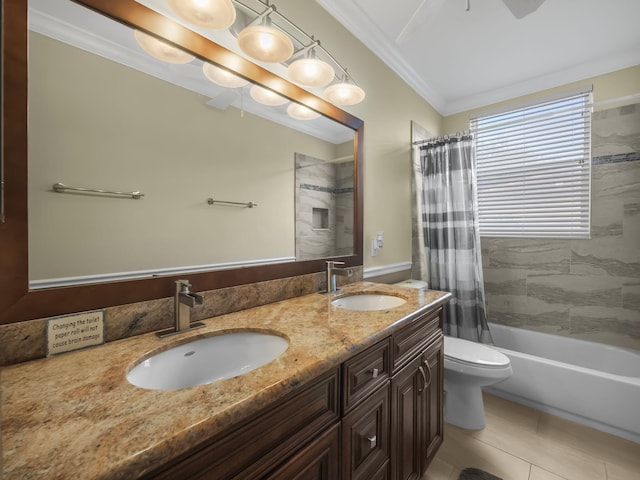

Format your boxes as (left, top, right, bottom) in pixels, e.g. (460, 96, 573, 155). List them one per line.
(390, 355, 422, 480)
(419, 335, 444, 475)
(265, 423, 340, 480)
(342, 383, 390, 480)
(146, 369, 339, 480)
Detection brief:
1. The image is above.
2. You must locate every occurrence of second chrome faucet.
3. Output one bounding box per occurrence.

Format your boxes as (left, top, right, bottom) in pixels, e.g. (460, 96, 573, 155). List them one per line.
(326, 261, 353, 294)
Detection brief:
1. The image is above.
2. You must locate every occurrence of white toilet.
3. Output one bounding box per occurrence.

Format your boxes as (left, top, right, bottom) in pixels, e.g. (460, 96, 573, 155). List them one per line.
(443, 336, 512, 430)
(394, 280, 512, 429)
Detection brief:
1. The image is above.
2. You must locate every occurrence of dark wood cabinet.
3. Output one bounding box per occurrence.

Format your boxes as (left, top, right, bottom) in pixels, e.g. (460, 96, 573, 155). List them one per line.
(342, 383, 390, 480)
(143, 369, 340, 480)
(390, 313, 444, 480)
(143, 306, 444, 480)
(266, 423, 341, 480)
(421, 338, 444, 470)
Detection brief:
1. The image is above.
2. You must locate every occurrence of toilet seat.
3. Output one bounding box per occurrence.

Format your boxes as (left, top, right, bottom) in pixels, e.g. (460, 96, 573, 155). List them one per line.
(444, 336, 510, 368)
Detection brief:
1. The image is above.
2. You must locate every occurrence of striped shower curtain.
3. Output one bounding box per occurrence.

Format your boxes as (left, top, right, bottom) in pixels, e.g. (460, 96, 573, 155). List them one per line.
(418, 134, 492, 343)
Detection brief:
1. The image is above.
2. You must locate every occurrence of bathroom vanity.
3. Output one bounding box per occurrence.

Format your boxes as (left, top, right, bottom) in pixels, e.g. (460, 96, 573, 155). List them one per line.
(0, 282, 450, 479)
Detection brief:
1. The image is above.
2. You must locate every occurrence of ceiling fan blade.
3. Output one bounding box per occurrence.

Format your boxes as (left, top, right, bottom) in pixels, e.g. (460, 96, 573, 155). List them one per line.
(395, 0, 447, 45)
(501, 0, 546, 19)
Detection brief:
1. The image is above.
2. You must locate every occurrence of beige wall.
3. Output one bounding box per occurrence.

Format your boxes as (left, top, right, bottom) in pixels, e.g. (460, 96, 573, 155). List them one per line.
(274, 0, 444, 272)
(29, 0, 446, 281)
(28, 32, 345, 281)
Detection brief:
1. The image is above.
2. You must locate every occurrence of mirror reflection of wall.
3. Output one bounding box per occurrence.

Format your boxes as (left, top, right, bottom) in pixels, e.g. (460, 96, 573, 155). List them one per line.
(295, 152, 354, 260)
(28, 31, 353, 287)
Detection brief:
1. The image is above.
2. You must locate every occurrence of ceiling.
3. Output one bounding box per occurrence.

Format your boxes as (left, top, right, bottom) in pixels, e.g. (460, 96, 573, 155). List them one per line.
(316, 0, 640, 116)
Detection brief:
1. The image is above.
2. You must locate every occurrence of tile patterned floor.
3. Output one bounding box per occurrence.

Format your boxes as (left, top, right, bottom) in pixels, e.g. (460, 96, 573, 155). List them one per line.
(423, 393, 640, 480)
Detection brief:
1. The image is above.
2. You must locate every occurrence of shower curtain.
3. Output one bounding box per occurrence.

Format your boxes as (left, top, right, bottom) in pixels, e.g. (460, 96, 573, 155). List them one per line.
(415, 134, 492, 343)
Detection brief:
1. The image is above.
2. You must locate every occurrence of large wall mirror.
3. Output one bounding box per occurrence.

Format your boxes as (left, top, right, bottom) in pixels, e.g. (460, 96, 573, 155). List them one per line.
(0, 0, 364, 324)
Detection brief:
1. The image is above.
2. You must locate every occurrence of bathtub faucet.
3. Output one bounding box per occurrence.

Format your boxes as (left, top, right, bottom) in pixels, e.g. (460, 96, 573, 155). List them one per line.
(326, 261, 353, 294)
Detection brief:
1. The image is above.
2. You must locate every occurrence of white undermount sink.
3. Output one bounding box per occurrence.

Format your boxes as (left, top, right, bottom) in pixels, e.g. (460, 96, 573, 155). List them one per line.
(331, 294, 406, 311)
(127, 331, 289, 390)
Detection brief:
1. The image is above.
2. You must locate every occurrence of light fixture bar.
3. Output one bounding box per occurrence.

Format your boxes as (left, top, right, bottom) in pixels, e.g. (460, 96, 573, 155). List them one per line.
(243, 3, 276, 28)
(230, 0, 360, 86)
(288, 39, 320, 63)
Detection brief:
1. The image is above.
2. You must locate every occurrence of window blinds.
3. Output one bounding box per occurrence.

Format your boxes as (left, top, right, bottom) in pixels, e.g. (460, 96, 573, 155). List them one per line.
(471, 87, 592, 238)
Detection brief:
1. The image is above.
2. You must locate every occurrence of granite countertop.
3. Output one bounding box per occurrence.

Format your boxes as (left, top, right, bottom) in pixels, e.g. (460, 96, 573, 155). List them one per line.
(1, 281, 451, 479)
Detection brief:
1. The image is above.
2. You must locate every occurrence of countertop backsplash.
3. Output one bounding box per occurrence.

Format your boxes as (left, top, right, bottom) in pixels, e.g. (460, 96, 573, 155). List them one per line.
(0, 267, 363, 366)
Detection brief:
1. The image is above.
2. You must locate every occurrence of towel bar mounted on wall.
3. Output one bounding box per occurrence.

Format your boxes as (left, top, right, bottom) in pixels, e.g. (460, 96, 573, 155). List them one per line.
(52, 182, 144, 199)
(207, 198, 258, 208)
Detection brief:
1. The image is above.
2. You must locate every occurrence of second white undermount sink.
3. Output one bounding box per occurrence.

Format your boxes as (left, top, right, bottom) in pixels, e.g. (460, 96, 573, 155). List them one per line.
(331, 294, 406, 311)
(127, 331, 289, 391)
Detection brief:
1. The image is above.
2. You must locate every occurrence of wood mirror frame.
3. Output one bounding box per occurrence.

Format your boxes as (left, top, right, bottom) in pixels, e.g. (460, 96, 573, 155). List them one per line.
(0, 0, 364, 324)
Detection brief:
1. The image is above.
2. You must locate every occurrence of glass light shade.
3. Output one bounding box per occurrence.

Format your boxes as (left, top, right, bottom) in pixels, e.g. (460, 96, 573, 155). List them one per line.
(167, 0, 236, 30)
(287, 58, 335, 88)
(238, 24, 294, 63)
(324, 81, 366, 106)
(287, 103, 320, 120)
(134, 30, 195, 64)
(202, 62, 249, 88)
(249, 85, 289, 106)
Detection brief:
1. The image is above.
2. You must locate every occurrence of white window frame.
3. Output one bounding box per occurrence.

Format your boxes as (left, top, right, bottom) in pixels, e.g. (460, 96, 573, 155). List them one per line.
(471, 86, 593, 239)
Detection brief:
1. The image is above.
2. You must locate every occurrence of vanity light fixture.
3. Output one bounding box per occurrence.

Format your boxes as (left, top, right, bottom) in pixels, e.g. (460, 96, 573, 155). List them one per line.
(202, 61, 249, 87)
(286, 102, 320, 120)
(249, 84, 289, 106)
(134, 29, 195, 64)
(150, 0, 366, 106)
(167, 0, 236, 30)
(287, 44, 335, 88)
(237, 5, 293, 64)
(324, 74, 366, 106)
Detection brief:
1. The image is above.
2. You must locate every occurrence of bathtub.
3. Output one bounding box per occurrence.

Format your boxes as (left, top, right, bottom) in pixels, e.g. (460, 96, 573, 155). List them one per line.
(485, 323, 640, 443)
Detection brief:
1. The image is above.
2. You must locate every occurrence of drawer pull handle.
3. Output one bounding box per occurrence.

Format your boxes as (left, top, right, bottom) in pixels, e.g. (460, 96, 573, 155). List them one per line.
(418, 365, 427, 392)
(367, 435, 377, 448)
(423, 359, 432, 387)
(371, 368, 379, 378)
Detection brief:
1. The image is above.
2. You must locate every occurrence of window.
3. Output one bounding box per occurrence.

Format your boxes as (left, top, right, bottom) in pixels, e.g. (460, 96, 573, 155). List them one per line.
(471, 87, 592, 238)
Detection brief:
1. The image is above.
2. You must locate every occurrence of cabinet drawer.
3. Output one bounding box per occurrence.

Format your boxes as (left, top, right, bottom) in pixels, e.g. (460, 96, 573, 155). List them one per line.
(145, 368, 340, 480)
(342, 383, 390, 480)
(392, 308, 442, 373)
(266, 423, 340, 480)
(343, 338, 391, 413)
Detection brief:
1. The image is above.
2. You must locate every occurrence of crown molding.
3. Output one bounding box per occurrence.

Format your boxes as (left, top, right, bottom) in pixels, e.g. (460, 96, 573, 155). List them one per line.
(315, 0, 447, 114)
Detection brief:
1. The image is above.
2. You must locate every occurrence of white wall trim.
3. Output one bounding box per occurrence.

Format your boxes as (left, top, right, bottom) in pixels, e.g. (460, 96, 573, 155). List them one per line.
(363, 261, 412, 279)
(30, 257, 297, 290)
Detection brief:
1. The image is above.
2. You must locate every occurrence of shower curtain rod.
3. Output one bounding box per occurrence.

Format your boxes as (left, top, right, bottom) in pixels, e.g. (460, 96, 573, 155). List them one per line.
(412, 130, 472, 146)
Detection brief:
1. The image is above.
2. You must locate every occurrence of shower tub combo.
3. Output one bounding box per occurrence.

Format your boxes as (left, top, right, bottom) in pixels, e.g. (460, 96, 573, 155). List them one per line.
(485, 323, 640, 443)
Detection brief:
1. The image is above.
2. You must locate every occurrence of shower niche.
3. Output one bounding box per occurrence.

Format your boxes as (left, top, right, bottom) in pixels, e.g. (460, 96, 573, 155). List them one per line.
(295, 152, 354, 260)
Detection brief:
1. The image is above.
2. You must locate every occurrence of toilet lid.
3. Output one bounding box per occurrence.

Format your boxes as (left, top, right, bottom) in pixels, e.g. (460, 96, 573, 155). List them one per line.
(444, 336, 510, 367)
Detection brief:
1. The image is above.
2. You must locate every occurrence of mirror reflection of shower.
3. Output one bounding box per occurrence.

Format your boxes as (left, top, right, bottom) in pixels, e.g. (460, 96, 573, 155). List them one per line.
(295, 152, 354, 260)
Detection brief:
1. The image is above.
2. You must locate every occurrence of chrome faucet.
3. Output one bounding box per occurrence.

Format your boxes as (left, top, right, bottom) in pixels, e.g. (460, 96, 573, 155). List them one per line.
(326, 261, 353, 294)
(158, 279, 205, 337)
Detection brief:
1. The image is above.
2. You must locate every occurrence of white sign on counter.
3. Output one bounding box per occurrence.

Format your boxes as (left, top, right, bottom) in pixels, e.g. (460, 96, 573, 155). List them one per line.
(46, 310, 105, 356)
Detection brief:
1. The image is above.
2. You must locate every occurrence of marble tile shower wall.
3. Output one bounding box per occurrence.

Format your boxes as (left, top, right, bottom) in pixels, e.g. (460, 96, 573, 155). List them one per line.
(335, 160, 355, 256)
(482, 103, 640, 350)
(295, 153, 354, 259)
(295, 153, 337, 259)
